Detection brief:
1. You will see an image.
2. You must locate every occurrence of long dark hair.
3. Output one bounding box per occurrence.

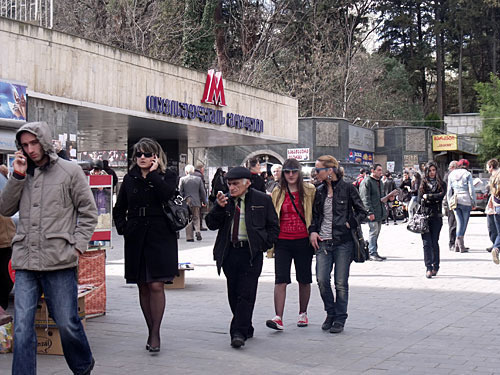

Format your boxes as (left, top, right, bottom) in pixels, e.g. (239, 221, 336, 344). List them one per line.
(419, 161, 444, 194)
(277, 158, 305, 205)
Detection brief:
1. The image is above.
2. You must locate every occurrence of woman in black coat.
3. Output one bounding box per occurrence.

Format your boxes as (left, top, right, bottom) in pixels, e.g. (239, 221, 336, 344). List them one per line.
(418, 161, 446, 279)
(113, 138, 178, 353)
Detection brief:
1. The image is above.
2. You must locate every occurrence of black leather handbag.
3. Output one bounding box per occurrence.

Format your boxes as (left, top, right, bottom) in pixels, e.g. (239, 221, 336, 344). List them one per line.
(352, 226, 370, 263)
(163, 192, 192, 231)
(348, 196, 369, 263)
(406, 204, 429, 234)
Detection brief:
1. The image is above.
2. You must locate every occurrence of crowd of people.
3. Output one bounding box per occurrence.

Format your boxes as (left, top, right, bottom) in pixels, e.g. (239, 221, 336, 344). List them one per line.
(0, 123, 499, 373)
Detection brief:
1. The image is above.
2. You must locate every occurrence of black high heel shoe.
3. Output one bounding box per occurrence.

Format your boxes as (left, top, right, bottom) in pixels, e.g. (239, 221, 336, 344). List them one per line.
(146, 344, 151, 351)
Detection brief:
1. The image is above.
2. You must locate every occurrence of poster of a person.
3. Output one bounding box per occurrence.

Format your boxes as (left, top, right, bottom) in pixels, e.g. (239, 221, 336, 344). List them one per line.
(0, 80, 27, 121)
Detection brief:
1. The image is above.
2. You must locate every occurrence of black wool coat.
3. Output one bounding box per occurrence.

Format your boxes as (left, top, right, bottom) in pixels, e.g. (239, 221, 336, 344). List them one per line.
(113, 166, 178, 282)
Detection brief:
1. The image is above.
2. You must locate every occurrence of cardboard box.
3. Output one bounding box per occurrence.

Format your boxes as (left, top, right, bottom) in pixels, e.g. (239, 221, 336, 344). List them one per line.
(36, 320, 86, 356)
(165, 269, 185, 289)
(35, 295, 85, 327)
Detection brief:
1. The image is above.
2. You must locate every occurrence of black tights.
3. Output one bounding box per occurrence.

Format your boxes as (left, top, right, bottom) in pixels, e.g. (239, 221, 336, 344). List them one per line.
(138, 282, 165, 348)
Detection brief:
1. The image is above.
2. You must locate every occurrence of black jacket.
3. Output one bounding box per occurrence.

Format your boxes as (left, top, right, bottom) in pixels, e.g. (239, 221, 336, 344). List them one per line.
(113, 166, 178, 281)
(205, 188, 280, 274)
(309, 179, 367, 243)
(418, 178, 446, 217)
(399, 178, 412, 202)
(250, 173, 266, 193)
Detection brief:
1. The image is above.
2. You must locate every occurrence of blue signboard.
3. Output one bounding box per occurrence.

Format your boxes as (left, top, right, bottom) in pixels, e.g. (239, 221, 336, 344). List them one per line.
(0, 80, 27, 121)
(348, 149, 374, 164)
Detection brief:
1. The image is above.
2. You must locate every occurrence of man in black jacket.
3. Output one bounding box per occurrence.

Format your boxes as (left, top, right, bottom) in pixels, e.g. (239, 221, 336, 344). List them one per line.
(248, 157, 266, 193)
(206, 166, 279, 348)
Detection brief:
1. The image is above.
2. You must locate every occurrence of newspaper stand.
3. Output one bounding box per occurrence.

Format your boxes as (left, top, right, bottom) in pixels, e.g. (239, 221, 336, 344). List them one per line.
(78, 174, 112, 317)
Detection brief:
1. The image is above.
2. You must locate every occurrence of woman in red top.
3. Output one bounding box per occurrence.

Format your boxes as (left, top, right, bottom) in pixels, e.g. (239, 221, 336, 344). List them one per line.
(266, 159, 316, 330)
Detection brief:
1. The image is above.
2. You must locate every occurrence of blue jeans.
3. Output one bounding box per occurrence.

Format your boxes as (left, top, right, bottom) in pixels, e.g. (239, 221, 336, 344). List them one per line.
(421, 216, 443, 271)
(315, 240, 353, 326)
(487, 214, 498, 245)
(493, 207, 500, 249)
(454, 204, 471, 237)
(367, 221, 382, 256)
(13, 268, 93, 375)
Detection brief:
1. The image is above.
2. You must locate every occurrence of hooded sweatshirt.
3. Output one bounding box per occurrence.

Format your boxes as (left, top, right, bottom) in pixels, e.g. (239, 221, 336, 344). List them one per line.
(446, 168, 476, 207)
(0, 122, 97, 271)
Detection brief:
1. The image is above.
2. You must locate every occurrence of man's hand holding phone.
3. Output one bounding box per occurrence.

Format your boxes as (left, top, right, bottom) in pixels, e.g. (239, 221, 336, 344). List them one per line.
(216, 191, 228, 207)
(13, 150, 28, 175)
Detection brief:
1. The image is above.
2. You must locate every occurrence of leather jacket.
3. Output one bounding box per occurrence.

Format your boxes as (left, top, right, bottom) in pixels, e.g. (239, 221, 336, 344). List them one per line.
(309, 179, 367, 243)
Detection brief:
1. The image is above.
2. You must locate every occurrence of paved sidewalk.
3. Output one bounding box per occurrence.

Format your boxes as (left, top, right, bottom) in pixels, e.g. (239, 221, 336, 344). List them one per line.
(2, 214, 500, 374)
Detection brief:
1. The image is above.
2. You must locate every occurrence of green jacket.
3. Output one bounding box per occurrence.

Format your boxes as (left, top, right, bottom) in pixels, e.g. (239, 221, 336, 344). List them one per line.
(359, 175, 387, 222)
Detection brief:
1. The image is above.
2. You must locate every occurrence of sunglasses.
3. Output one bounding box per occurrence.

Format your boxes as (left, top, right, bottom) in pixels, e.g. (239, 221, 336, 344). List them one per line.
(135, 151, 153, 158)
(283, 169, 299, 174)
(315, 167, 329, 173)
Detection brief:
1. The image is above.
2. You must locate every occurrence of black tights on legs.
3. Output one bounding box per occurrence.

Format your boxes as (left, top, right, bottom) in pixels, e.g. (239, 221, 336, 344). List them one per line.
(138, 282, 166, 348)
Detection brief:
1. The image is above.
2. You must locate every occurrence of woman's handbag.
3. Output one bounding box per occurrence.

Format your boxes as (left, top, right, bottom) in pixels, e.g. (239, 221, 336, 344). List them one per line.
(162, 192, 192, 231)
(352, 226, 370, 263)
(347, 196, 369, 263)
(448, 192, 458, 210)
(406, 204, 429, 234)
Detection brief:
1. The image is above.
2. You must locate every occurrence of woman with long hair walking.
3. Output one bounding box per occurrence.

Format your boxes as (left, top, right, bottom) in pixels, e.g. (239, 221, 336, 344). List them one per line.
(266, 158, 316, 330)
(447, 159, 475, 253)
(113, 138, 178, 353)
(419, 162, 446, 278)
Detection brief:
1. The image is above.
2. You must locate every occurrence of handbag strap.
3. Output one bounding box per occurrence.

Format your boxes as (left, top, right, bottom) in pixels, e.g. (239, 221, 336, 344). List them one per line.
(286, 185, 306, 226)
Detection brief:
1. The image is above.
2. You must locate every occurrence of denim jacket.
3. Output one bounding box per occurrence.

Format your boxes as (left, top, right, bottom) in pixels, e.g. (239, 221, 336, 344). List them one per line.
(446, 168, 476, 207)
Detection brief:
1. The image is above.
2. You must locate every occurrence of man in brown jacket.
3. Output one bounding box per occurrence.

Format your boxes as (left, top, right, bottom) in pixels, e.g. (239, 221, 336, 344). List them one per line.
(0, 122, 97, 375)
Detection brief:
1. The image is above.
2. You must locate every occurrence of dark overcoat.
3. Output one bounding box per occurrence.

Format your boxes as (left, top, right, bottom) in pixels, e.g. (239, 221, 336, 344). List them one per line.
(113, 166, 178, 282)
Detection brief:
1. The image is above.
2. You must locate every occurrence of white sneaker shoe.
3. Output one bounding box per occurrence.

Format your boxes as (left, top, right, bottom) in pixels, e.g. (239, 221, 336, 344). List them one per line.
(492, 248, 499, 265)
(297, 312, 308, 327)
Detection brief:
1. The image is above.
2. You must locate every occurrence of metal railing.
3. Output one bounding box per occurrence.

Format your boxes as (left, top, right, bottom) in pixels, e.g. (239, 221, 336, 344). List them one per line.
(0, 0, 53, 28)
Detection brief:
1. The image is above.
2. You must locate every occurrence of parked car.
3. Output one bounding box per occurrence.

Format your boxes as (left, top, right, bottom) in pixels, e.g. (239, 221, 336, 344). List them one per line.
(472, 177, 489, 212)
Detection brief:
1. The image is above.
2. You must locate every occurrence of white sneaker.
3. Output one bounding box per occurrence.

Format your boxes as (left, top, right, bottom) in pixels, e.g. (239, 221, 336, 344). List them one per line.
(266, 315, 284, 330)
(492, 248, 499, 265)
(297, 312, 308, 327)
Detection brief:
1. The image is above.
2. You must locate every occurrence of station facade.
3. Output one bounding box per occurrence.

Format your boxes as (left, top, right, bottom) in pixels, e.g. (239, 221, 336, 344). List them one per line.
(0, 17, 298, 174)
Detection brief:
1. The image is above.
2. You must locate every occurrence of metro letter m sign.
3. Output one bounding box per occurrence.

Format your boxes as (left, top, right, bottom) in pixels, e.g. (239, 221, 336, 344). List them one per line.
(201, 69, 227, 106)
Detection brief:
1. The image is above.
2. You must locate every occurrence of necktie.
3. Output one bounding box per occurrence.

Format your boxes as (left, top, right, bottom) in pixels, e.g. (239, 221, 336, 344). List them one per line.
(232, 198, 241, 244)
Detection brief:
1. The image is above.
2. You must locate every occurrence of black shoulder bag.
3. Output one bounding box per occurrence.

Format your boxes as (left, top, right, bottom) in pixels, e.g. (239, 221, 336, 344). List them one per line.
(348, 195, 370, 263)
(286, 186, 306, 226)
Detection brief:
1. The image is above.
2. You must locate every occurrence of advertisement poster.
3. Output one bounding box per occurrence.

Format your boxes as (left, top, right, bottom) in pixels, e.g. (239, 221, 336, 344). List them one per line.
(348, 149, 373, 164)
(0, 80, 27, 121)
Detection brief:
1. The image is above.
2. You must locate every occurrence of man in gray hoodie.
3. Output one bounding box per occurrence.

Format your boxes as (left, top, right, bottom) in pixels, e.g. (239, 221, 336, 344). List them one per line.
(0, 122, 97, 375)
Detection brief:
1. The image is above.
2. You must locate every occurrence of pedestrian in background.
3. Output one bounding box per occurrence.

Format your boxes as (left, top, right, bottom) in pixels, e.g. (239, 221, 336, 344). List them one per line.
(210, 167, 228, 203)
(0, 165, 15, 312)
(248, 157, 266, 193)
(399, 171, 412, 223)
(309, 155, 367, 333)
(360, 164, 389, 261)
(419, 162, 446, 278)
(444, 161, 458, 251)
(383, 171, 397, 225)
(266, 164, 282, 194)
(447, 159, 475, 253)
(179, 164, 206, 242)
(206, 167, 279, 348)
(486, 159, 500, 264)
(103, 159, 118, 192)
(194, 163, 208, 231)
(266, 159, 316, 331)
(113, 138, 178, 353)
(408, 172, 421, 220)
(486, 159, 499, 253)
(0, 122, 97, 375)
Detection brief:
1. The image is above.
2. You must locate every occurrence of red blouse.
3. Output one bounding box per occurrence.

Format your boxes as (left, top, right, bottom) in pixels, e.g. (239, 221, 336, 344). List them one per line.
(279, 191, 308, 240)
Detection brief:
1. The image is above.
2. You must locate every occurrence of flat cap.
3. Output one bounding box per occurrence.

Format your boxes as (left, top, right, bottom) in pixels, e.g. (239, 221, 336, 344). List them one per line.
(225, 166, 251, 180)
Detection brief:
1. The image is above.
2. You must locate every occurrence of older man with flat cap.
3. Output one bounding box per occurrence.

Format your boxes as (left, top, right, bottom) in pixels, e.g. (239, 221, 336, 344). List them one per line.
(206, 166, 279, 348)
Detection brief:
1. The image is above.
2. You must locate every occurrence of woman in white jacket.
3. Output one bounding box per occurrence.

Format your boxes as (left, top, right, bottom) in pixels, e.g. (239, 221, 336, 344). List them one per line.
(446, 159, 476, 253)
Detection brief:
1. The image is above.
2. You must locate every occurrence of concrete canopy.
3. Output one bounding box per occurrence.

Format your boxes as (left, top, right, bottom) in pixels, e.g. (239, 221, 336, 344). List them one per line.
(1, 18, 298, 153)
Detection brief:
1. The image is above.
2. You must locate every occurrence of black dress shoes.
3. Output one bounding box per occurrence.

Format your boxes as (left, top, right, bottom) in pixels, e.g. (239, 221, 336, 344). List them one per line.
(369, 254, 385, 261)
(321, 315, 335, 331)
(230, 334, 245, 348)
(330, 323, 344, 334)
